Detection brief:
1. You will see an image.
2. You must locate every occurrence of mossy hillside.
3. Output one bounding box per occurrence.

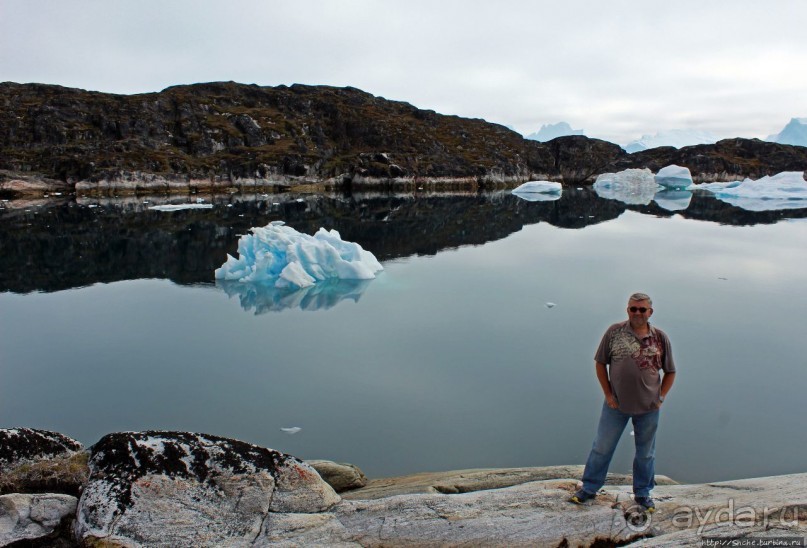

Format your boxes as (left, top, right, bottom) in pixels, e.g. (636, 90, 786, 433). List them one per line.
(0, 81, 616, 182)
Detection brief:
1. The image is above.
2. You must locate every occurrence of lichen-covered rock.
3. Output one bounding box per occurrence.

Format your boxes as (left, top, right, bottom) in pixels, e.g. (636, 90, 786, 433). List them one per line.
(74, 431, 340, 547)
(0, 451, 89, 497)
(0, 493, 77, 545)
(306, 460, 368, 493)
(0, 428, 83, 473)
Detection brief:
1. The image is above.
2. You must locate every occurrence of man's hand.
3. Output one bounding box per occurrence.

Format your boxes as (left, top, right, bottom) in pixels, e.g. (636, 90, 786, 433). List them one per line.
(605, 392, 619, 409)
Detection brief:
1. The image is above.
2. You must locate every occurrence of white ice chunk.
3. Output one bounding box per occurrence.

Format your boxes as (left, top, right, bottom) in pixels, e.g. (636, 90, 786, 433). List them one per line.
(655, 164, 693, 189)
(149, 204, 214, 211)
(512, 181, 563, 194)
(512, 181, 562, 202)
(593, 168, 659, 205)
(215, 222, 383, 289)
(693, 171, 807, 211)
(545, 302, 556, 308)
(281, 427, 301, 435)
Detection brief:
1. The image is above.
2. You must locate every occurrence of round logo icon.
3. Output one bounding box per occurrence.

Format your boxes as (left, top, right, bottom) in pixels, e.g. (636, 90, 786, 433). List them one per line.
(624, 504, 652, 532)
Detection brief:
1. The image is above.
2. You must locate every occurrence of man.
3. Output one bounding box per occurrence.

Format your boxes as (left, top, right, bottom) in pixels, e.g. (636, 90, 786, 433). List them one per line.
(570, 292, 676, 512)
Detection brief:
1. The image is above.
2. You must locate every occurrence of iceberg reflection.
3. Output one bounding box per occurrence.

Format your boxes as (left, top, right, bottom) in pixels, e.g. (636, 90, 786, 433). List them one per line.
(216, 278, 373, 314)
(653, 189, 693, 211)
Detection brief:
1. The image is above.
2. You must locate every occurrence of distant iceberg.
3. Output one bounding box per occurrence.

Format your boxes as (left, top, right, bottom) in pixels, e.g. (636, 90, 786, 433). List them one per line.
(511, 181, 562, 202)
(694, 172, 807, 211)
(149, 203, 214, 211)
(593, 168, 659, 205)
(215, 221, 383, 288)
(593, 167, 694, 210)
(655, 165, 693, 189)
(525, 122, 584, 142)
(623, 129, 719, 153)
(766, 118, 807, 147)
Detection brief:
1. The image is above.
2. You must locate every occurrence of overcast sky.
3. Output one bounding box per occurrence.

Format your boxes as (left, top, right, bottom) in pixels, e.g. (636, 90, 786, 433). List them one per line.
(2, 0, 805, 144)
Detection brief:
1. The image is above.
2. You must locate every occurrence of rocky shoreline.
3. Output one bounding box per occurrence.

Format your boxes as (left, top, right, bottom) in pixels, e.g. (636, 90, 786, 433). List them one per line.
(1, 428, 804, 547)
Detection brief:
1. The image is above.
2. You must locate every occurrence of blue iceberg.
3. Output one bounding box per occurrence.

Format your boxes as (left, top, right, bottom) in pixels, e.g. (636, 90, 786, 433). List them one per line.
(215, 221, 383, 288)
(654, 165, 693, 189)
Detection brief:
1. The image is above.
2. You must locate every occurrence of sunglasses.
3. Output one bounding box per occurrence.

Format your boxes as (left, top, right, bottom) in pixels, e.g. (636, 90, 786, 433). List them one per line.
(629, 307, 649, 313)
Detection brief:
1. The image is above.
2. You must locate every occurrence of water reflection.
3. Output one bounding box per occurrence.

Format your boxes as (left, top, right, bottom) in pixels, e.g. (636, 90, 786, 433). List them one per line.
(2, 189, 807, 294)
(653, 189, 693, 211)
(216, 279, 372, 313)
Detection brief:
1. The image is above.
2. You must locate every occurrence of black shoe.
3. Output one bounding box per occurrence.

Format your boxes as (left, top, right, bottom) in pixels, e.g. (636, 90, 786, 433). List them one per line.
(570, 488, 596, 504)
(634, 496, 655, 513)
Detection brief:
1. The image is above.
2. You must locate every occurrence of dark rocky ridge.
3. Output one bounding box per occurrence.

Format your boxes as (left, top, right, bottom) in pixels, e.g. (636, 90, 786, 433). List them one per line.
(0, 81, 618, 188)
(614, 138, 807, 181)
(4, 81, 805, 196)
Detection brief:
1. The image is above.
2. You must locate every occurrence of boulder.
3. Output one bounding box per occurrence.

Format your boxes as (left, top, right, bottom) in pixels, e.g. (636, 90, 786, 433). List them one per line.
(306, 460, 368, 493)
(0, 493, 77, 546)
(0, 428, 83, 473)
(74, 431, 340, 547)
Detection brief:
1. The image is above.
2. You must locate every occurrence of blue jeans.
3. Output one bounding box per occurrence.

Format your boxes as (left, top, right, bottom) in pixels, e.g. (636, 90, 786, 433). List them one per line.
(581, 402, 659, 497)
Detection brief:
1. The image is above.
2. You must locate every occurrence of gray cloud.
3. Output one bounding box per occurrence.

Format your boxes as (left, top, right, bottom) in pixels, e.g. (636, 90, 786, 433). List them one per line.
(2, 0, 805, 144)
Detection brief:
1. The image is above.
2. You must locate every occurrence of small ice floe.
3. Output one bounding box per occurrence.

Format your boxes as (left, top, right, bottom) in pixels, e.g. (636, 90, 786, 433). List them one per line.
(149, 204, 214, 211)
(227, 204, 233, 207)
(694, 172, 807, 211)
(593, 168, 659, 205)
(296, 198, 304, 203)
(630, 430, 635, 436)
(281, 427, 302, 435)
(545, 302, 556, 308)
(718, 277, 728, 281)
(512, 180, 563, 202)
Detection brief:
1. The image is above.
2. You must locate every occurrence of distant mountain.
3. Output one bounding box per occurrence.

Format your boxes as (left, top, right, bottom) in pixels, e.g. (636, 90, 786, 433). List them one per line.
(767, 118, 807, 147)
(525, 122, 584, 142)
(623, 129, 719, 153)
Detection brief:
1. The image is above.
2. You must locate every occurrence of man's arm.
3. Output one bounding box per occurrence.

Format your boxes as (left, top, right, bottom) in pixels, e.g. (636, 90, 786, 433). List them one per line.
(660, 371, 676, 402)
(595, 361, 618, 409)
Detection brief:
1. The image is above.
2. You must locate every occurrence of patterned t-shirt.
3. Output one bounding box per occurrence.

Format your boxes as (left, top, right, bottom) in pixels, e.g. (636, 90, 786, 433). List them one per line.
(594, 321, 676, 415)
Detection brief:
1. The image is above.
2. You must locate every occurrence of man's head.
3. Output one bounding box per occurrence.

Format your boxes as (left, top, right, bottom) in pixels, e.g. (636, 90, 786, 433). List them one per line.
(627, 292, 653, 329)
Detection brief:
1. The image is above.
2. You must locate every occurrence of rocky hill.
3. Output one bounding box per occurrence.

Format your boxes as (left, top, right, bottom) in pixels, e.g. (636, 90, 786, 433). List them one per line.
(0, 81, 621, 189)
(1, 81, 806, 195)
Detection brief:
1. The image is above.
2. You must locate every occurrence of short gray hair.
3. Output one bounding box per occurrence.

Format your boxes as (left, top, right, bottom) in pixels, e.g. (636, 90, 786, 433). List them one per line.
(629, 292, 652, 306)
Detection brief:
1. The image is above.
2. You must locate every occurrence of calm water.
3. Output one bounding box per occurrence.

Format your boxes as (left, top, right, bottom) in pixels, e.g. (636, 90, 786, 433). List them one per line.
(1, 189, 806, 483)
